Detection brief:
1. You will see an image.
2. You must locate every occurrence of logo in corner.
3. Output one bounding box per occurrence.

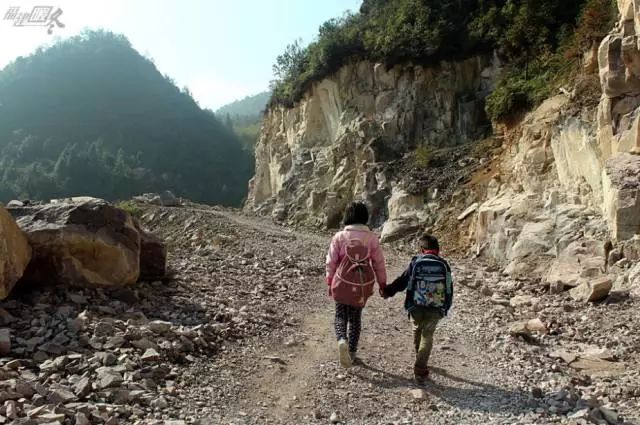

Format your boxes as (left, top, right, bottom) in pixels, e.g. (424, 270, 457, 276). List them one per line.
(3, 6, 65, 34)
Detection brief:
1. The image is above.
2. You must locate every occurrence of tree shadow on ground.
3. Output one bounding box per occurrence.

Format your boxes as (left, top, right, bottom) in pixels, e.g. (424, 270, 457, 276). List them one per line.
(353, 363, 533, 415)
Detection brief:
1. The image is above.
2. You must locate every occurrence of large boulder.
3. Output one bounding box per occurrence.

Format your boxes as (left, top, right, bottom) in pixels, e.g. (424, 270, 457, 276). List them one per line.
(8, 198, 141, 287)
(545, 240, 605, 291)
(0, 205, 32, 299)
(380, 189, 423, 243)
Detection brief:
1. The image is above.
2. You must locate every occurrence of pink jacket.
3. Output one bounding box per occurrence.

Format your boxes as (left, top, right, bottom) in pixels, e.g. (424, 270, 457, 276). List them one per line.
(326, 224, 387, 289)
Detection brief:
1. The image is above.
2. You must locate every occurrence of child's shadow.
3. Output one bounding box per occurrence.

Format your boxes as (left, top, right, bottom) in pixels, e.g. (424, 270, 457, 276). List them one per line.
(353, 363, 532, 415)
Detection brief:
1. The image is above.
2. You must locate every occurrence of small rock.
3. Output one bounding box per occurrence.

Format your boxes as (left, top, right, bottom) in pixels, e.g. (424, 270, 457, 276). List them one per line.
(141, 348, 160, 362)
(0, 329, 10, 355)
(457, 203, 478, 221)
(93, 321, 116, 337)
(36, 412, 66, 422)
(599, 407, 619, 424)
(47, 388, 76, 404)
(568, 408, 590, 419)
(131, 338, 157, 350)
(68, 293, 88, 304)
(75, 413, 91, 425)
(570, 277, 613, 302)
(5, 400, 18, 419)
(97, 372, 123, 389)
(329, 411, 340, 424)
(531, 387, 544, 399)
(550, 350, 578, 364)
(150, 397, 168, 409)
(480, 285, 493, 296)
(74, 377, 91, 397)
(148, 320, 172, 334)
(510, 295, 534, 308)
(526, 318, 547, 333)
(409, 388, 427, 400)
(15, 381, 35, 398)
(97, 351, 118, 366)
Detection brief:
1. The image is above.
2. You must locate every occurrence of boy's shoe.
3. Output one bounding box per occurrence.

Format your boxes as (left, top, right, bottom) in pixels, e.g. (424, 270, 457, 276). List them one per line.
(338, 339, 352, 368)
(414, 366, 429, 384)
(350, 352, 363, 366)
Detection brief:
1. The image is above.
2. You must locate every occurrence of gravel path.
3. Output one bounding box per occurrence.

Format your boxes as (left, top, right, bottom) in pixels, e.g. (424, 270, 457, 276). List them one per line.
(166, 206, 639, 425)
(2, 203, 637, 425)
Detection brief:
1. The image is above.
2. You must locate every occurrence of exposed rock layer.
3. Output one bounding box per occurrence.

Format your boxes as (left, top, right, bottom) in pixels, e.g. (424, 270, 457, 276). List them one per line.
(247, 58, 499, 228)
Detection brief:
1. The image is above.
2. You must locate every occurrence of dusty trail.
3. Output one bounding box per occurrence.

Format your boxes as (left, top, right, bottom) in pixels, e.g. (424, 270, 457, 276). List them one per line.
(176, 209, 531, 425)
(148, 205, 640, 425)
(220, 261, 532, 425)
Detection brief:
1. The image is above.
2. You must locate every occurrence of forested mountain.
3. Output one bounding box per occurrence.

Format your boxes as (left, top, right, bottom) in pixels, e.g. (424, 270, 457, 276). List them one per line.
(216, 91, 269, 151)
(0, 30, 253, 205)
(216, 91, 270, 118)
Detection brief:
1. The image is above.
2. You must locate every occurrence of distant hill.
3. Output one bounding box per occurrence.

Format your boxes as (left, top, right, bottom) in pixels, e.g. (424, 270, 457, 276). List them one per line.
(216, 91, 270, 151)
(216, 91, 270, 119)
(0, 30, 253, 206)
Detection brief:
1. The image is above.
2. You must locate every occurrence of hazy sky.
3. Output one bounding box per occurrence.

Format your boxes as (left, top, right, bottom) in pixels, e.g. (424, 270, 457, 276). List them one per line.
(0, 0, 362, 110)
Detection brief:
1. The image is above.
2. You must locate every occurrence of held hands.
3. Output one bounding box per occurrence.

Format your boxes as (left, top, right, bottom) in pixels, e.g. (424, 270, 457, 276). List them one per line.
(379, 285, 390, 299)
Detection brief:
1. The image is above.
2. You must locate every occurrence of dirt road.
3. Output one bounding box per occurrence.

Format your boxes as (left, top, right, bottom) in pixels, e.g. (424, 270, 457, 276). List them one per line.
(157, 205, 638, 425)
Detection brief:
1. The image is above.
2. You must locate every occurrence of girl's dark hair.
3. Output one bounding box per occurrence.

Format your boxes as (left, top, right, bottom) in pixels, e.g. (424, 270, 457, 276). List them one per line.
(419, 233, 439, 251)
(343, 201, 369, 226)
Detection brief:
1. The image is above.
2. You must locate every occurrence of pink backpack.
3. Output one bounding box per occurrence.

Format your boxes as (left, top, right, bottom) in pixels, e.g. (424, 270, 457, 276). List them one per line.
(331, 234, 376, 307)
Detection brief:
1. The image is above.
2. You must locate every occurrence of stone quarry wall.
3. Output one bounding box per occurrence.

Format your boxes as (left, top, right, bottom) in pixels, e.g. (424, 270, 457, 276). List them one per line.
(248, 2, 640, 291)
(246, 57, 500, 228)
(472, 0, 640, 290)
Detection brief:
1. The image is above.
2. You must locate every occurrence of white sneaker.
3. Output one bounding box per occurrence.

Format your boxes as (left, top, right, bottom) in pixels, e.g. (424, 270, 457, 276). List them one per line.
(338, 339, 352, 368)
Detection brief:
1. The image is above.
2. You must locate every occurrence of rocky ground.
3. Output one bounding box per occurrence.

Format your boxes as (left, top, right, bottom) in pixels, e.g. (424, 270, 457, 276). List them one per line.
(0, 203, 638, 424)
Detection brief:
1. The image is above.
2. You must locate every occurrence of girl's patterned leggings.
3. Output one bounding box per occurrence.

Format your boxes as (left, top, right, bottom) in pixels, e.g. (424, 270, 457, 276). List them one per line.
(334, 303, 363, 353)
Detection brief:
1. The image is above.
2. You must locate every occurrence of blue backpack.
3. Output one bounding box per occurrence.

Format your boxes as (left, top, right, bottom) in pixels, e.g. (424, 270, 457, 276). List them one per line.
(408, 255, 449, 310)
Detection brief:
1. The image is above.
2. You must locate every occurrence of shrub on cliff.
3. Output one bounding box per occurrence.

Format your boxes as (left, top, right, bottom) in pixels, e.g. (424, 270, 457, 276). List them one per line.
(270, 0, 616, 119)
(486, 0, 617, 121)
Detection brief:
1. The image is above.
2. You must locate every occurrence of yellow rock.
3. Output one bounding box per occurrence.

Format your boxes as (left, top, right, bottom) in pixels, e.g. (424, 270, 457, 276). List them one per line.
(0, 204, 32, 299)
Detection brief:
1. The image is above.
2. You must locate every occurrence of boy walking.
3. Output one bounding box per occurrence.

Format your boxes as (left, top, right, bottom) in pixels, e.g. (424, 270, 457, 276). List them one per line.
(383, 234, 453, 382)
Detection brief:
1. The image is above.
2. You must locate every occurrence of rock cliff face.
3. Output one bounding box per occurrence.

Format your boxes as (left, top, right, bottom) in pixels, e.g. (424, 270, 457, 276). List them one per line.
(247, 57, 499, 228)
(472, 0, 640, 289)
(248, 2, 639, 291)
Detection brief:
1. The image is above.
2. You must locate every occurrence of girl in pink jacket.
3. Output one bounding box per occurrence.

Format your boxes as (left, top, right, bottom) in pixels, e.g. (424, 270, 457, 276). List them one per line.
(326, 202, 387, 367)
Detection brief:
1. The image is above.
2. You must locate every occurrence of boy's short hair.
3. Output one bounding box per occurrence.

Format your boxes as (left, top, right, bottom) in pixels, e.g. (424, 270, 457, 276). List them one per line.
(419, 233, 439, 251)
(343, 201, 369, 226)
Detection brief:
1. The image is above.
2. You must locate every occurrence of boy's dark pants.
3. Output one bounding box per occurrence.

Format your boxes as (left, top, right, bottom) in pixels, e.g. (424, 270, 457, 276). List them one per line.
(410, 308, 441, 372)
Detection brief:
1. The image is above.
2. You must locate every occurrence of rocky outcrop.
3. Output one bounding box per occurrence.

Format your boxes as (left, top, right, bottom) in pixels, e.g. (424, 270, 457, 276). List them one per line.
(472, 0, 640, 275)
(247, 57, 500, 227)
(597, 0, 640, 240)
(8, 198, 142, 287)
(602, 153, 640, 241)
(0, 205, 31, 299)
